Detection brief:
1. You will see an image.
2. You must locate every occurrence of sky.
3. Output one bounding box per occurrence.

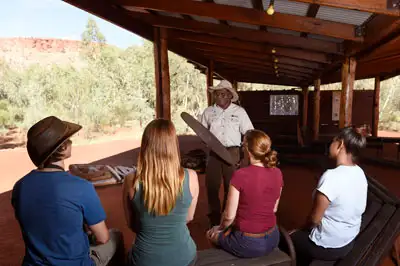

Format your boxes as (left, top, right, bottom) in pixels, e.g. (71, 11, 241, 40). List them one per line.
(0, 0, 143, 49)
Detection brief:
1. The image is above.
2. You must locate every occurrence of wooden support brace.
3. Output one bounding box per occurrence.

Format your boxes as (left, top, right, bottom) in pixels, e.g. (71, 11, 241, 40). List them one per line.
(372, 76, 381, 137)
(339, 57, 357, 128)
(313, 79, 321, 141)
(302, 86, 309, 130)
(154, 27, 171, 120)
(206, 60, 214, 106)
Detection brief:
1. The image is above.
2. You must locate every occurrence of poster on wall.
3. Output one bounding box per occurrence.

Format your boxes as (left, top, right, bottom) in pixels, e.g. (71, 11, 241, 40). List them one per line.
(332, 91, 340, 121)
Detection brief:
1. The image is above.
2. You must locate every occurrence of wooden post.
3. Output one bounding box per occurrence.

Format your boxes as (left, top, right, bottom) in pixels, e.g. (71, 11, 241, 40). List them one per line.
(313, 78, 321, 141)
(206, 60, 214, 106)
(232, 80, 238, 91)
(153, 27, 171, 120)
(372, 76, 380, 137)
(339, 57, 357, 128)
(302, 86, 309, 129)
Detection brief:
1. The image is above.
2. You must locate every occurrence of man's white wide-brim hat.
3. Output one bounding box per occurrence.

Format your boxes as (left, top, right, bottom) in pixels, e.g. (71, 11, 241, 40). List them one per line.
(208, 80, 239, 102)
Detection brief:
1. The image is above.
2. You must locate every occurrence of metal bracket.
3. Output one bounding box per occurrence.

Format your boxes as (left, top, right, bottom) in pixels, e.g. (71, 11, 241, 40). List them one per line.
(387, 0, 400, 9)
(355, 25, 366, 37)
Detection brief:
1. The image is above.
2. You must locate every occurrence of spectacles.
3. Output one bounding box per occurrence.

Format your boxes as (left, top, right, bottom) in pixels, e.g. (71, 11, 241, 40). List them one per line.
(215, 91, 231, 98)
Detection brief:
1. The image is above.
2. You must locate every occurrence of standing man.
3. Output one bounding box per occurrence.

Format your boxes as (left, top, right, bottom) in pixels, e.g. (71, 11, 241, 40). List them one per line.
(200, 80, 254, 226)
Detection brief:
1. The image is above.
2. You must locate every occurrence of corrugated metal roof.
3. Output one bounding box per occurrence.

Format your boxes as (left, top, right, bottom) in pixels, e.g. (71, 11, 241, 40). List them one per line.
(191, 15, 220, 24)
(214, 0, 253, 9)
(157, 11, 183, 19)
(308, 34, 343, 43)
(262, 0, 309, 16)
(316, 6, 372, 26)
(228, 21, 259, 30)
(268, 27, 301, 37)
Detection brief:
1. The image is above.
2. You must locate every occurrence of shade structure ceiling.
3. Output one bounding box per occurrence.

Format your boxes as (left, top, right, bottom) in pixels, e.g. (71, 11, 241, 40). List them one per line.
(63, 0, 400, 86)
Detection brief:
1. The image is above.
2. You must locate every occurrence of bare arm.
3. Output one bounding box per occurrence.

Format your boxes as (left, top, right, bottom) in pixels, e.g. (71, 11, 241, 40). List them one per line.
(122, 173, 135, 231)
(186, 169, 199, 223)
(305, 191, 330, 229)
(219, 185, 240, 229)
(89, 221, 110, 244)
(273, 188, 282, 213)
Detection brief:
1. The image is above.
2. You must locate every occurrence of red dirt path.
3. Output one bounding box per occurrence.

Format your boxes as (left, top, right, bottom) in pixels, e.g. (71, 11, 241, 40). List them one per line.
(0, 135, 399, 266)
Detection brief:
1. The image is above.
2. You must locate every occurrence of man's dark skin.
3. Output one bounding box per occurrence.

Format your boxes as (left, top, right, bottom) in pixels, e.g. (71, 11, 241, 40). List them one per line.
(214, 89, 233, 109)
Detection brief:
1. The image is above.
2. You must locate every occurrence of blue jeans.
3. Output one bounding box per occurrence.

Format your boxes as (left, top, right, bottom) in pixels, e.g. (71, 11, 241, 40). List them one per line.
(218, 226, 280, 258)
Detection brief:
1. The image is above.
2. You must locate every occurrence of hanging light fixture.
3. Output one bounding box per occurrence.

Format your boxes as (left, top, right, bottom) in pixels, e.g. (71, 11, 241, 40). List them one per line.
(274, 58, 279, 63)
(274, 65, 278, 69)
(266, 0, 275, 15)
(271, 48, 276, 54)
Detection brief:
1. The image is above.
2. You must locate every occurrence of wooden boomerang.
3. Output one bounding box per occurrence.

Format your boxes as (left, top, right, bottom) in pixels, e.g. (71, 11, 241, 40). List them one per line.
(181, 112, 234, 165)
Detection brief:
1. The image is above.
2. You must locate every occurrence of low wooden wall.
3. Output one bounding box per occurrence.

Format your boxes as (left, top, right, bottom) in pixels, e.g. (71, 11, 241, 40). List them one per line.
(239, 90, 373, 139)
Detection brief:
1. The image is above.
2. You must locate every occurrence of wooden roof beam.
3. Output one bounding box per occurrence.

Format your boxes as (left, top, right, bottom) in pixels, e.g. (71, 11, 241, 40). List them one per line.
(216, 69, 304, 86)
(204, 0, 229, 26)
(168, 30, 332, 64)
(301, 4, 320, 38)
(199, 51, 322, 71)
(347, 15, 400, 58)
(291, 0, 400, 17)
(251, 0, 267, 31)
(213, 62, 312, 79)
(116, 0, 363, 41)
(210, 58, 313, 78)
(124, 11, 343, 54)
(184, 42, 324, 72)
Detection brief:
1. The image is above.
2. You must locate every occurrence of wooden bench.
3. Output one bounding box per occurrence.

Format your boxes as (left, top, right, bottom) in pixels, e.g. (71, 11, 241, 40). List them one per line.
(196, 226, 296, 266)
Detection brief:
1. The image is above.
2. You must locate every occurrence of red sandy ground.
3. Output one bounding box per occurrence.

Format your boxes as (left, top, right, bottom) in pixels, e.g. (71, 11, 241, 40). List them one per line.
(0, 134, 399, 266)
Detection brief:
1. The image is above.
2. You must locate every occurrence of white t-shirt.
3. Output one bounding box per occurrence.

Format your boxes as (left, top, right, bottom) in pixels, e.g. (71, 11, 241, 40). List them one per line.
(200, 103, 254, 147)
(309, 165, 368, 248)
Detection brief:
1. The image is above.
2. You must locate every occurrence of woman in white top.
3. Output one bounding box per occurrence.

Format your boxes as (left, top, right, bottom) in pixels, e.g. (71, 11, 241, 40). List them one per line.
(290, 126, 368, 265)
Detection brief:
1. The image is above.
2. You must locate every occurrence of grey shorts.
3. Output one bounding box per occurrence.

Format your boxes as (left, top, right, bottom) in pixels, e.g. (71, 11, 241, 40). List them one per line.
(90, 228, 123, 266)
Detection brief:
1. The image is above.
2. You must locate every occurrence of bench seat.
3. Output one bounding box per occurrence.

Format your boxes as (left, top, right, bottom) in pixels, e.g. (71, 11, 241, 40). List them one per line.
(197, 248, 292, 266)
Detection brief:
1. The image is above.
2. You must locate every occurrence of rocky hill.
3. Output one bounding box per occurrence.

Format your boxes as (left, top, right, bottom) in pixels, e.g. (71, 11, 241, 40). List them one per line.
(0, 38, 86, 69)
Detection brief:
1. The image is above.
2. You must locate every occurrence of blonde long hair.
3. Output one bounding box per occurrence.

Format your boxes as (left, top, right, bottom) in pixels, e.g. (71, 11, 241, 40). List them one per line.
(133, 119, 184, 216)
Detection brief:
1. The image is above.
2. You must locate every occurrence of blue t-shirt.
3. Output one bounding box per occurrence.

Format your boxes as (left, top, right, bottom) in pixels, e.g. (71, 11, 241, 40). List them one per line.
(11, 170, 106, 266)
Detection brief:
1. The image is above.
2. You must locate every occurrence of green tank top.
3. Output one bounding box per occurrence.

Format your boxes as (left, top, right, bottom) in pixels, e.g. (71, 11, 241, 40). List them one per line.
(129, 169, 196, 266)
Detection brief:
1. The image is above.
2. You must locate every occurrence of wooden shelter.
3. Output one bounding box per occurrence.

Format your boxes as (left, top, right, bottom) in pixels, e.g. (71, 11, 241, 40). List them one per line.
(62, 0, 400, 136)
(56, 2, 400, 265)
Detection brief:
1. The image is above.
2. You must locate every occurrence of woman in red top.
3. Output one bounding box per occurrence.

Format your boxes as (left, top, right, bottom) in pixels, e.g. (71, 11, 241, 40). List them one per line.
(206, 129, 283, 258)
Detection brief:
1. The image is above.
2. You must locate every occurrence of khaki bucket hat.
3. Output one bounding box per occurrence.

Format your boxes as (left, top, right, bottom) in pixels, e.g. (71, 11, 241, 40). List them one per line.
(208, 80, 239, 102)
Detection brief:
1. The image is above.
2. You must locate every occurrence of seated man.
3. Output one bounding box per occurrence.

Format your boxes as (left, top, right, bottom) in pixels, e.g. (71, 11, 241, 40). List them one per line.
(288, 127, 368, 265)
(11, 116, 123, 266)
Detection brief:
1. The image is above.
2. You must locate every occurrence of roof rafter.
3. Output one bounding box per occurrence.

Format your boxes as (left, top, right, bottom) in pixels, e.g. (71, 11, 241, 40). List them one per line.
(116, 0, 363, 41)
(184, 43, 318, 74)
(124, 11, 343, 54)
(213, 61, 312, 79)
(291, 0, 400, 16)
(168, 30, 332, 64)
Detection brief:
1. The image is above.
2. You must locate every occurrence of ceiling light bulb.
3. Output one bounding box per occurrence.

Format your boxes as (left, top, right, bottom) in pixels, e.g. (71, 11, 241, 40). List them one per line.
(267, 4, 275, 15)
(272, 48, 276, 54)
(274, 65, 278, 69)
(274, 58, 279, 63)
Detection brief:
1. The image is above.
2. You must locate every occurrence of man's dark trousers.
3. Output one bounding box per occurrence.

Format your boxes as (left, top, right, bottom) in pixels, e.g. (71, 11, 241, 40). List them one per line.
(205, 147, 240, 226)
